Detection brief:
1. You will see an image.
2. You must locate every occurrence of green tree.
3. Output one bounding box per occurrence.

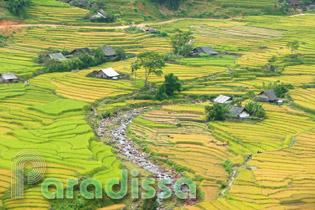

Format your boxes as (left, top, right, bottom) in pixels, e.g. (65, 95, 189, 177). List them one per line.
(131, 51, 166, 87)
(156, 73, 182, 100)
(286, 41, 299, 54)
(8, 0, 30, 17)
(164, 73, 182, 96)
(205, 103, 229, 122)
(245, 101, 266, 118)
(171, 29, 194, 57)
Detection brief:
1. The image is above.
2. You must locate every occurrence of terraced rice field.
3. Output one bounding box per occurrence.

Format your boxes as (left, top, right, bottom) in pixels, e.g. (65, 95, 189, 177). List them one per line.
(30, 70, 136, 102)
(291, 88, 315, 113)
(130, 103, 315, 209)
(25, 0, 89, 24)
(0, 84, 122, 210)
(128, 105, 232, 200)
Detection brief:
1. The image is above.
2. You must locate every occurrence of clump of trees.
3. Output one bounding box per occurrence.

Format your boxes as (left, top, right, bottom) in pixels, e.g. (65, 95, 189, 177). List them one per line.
(38, 47, 126, 73)
(131, 51, 166, 87)
(156, 73, 182, 100)
(287, 40, 299, 54)
(262, 81, 293, 98)
(245, 101, 266, 118)
(8, 0, 31, 17)
(152, 0, 183, 10)
(170, 29, 194, 57)
(205, 103, 229, 122)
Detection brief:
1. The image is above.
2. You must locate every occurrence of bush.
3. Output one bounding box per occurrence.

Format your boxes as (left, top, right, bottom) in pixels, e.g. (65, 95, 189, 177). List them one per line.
(205, 103, 229, 122)
(245, 101, 266, 118)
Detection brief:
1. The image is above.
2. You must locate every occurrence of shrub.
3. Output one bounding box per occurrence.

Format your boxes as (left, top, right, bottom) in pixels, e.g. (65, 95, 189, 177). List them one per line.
(245, 101, 266, 118)
(205, 103, 229, 122)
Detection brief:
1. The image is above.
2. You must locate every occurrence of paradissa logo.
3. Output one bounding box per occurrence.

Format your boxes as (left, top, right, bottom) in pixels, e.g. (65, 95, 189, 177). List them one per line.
(11, 150, 196, 200)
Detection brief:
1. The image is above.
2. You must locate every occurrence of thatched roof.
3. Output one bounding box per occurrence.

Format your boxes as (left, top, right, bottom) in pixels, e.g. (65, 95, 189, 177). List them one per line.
(193, 46, 218, 55)
(70, 48, 92, 56)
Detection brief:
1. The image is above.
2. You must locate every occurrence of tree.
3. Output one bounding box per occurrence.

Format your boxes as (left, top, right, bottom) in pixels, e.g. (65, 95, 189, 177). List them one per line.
(164, 73, 182, 96)
(262, 81, 292, 98)
(155, 73, 182, 100)
(152, 0, 182, 10)
(245, 101, 266, 118)
(205, 103, 229, 122)
(286, 41, 299, 54)
(131, 51, 166, 87)
(8, 0, 30, 17)
(170, 29, 194, 57)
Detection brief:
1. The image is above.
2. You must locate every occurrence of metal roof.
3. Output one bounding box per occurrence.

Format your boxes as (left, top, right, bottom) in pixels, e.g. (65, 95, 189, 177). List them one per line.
(262, 89, 278, 101)
(101, 47, 116, 56)
(194, 46, 218, 55)
(214, 95, 232, 104)
(1, 73, 18, 80)
(101, 68, 120, 78)
(49, 53, 66, 60)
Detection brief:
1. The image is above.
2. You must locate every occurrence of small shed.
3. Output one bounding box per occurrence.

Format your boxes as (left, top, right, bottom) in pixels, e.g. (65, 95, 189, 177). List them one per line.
(69, 0, 88, 8)
(96, 68, 120, 80)
(146, 28, 157, 34)
(91, 10, 107, 20)
(49, 53, 66, 61)
(0, 73, 19, 83)
(70, 48, 92, 57)
(213, 95, 233, 104)
(227, 105, 250, 119)
(287, 0, 301, 7)
(255, 89, 278, 103)
(192, 46, 218, 56)
(101, 47, 116, 57)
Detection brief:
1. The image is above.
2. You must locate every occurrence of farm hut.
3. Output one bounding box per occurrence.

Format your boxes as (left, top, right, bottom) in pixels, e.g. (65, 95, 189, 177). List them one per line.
(227, 105, 250, 119)
(101, 46, 116, 57)
(287, 0, 301, 7)
(48, 53, 66, 61)
(69, 0, 88, 8)
(255, 89, 278, 103)
(213, 95, 233, 104)
(0, 73, 19, 83)
(96, 68, 120, 80)
(192, 46, 218, 56)
(146, 28, 157, 34)
(69, 48, 92, 57)
(91, 10, 107, 21)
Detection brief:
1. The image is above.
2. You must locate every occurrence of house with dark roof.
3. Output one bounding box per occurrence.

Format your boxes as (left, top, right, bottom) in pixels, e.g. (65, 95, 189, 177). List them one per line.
(255, 89, 278, 103)
(101, 47, 116, 57)
(227, 105, 250, 119)
(213, 95, 233, 104)
(49, 53, 66, 61)
(69, 0, 88, 8)
(95, 68, 120, 80)
(0, 73, 19, 83)
(287, 0, 301, 7)
(69, 48, 92, 57)
(192, 46, 218, 56)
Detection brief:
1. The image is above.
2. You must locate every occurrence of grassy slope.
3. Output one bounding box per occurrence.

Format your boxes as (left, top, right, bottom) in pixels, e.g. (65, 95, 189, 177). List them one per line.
(0, 0, 277, 24)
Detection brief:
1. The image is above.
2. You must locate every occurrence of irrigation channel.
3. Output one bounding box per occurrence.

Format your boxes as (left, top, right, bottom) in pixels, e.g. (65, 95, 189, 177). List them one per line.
(96, 108, 198, 208)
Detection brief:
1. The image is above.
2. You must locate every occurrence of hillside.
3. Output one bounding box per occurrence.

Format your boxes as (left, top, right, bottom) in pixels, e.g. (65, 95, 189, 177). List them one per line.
(1, 0, 315, 210)
(1, 0, 282, 25)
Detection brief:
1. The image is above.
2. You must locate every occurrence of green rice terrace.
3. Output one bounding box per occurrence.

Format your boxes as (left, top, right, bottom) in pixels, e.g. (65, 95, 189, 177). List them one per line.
(0, 0, 315, 209)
